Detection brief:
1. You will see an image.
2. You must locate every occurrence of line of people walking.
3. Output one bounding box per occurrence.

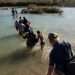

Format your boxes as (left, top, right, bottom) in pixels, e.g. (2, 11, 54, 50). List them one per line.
(15, 16, 32, 35)
(14, 12, 74, 75)
(15, 16, 45, 50)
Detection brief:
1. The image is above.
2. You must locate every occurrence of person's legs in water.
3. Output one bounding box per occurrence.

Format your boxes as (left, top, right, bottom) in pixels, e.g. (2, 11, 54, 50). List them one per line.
(40, 42, 45, 51)
(37, 30, 45, 51)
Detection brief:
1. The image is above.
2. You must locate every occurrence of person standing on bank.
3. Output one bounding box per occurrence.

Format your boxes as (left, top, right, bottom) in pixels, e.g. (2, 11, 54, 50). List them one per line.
(47, 33, 73, 75)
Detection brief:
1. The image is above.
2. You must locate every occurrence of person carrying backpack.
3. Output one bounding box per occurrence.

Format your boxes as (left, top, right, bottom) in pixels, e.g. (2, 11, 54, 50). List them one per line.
(23, 31, 38, 48)
(47, 33, 73, 75)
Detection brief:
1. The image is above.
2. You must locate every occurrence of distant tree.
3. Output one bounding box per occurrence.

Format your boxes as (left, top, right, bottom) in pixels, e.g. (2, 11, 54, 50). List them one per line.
(53, 0, 57, 4)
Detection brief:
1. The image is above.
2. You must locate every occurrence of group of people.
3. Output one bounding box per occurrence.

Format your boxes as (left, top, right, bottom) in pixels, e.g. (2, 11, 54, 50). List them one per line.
(14, 13, 74, 75)
(15, 16, 32, 35)
(15, 16, 45, 50)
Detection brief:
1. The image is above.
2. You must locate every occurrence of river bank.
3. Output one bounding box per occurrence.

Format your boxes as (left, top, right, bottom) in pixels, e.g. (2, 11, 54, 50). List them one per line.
(0, 2, 75, 7)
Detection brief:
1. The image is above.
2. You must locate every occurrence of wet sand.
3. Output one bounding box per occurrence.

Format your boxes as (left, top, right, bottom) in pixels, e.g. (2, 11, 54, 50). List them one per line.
(0, 47, 49, 75)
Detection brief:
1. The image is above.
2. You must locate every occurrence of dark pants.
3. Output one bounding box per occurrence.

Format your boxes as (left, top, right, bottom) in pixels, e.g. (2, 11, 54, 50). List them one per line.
(54, 69, 65, 75)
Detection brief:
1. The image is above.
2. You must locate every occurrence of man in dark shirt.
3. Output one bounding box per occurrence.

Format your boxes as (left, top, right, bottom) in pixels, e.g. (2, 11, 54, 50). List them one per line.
(47, 33, 66, 75)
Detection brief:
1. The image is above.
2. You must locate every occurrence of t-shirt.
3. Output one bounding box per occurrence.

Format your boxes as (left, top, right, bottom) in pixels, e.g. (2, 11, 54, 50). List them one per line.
(49, 42, 67, 72)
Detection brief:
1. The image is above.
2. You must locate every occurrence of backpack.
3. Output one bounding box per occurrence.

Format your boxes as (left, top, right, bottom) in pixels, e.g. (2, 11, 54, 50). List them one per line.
(26, 32, 38, 48)
(61, 41, 73, 62)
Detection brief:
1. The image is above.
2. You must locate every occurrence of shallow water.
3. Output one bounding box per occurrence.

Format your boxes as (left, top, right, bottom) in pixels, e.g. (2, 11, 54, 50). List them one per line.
(0, 7, 75, 57)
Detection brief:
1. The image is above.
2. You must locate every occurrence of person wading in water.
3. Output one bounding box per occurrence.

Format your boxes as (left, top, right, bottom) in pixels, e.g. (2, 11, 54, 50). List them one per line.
(37, 30, 45, 51)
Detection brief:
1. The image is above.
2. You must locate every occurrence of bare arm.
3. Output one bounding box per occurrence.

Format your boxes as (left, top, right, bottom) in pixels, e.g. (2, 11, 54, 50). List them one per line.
(47, 49, 55, 75)
(47, 65, 54, 75)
